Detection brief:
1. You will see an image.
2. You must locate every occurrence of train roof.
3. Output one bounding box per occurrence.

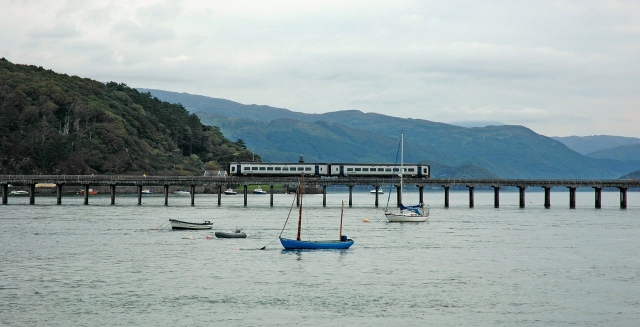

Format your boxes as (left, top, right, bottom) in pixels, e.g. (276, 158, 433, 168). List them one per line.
(229, 162, 429, 166)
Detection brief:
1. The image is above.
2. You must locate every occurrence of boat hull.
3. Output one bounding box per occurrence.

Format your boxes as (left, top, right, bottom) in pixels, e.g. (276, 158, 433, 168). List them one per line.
(215, 231, 247, 238)
(279, 238, 354, 250)
(169, 219, 213, 230)
(385, 213, 429, 222)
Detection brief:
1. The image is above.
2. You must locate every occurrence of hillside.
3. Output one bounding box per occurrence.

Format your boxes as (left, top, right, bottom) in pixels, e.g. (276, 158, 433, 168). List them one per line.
(0, 59, 256, 175)
(585, 143, 640, 161)
(141, 89, 640, 179)
(553, 135, 640, 155)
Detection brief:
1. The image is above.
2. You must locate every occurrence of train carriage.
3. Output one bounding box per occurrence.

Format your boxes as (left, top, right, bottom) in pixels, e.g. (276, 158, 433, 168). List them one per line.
(229, 162, 330, 176)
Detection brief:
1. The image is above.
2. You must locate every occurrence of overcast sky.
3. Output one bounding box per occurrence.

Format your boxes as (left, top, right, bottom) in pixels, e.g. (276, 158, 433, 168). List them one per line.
(2, 0, 640, 137)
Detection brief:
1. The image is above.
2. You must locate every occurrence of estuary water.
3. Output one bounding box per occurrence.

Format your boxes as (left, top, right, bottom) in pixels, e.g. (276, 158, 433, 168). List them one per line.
(1, 189, 639, 326)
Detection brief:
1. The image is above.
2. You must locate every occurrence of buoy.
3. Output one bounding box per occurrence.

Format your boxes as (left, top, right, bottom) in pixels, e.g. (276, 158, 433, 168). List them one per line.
(363, 218, 370, 223)
(182, 235, 194, 240)
(205, 235, 211, 239)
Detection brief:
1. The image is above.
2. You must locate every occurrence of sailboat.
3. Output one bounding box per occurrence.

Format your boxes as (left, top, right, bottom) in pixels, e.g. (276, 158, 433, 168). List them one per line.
(279, 173, 354, 250)
(384, 131, 429, 222)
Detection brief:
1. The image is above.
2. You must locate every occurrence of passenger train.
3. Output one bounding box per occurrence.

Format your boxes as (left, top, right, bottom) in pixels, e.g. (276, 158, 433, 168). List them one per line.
(228, 162, 430, 178)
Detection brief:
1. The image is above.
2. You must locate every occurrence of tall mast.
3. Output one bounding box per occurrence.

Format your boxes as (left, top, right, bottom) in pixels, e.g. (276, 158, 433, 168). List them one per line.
(297, 173, 304, 241)
(339, 200, 344, 239)
(400, 130, 404, 200)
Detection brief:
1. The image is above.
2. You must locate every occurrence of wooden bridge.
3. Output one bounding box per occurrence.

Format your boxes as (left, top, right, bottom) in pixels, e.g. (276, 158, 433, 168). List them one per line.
(1, 175, 638, 208)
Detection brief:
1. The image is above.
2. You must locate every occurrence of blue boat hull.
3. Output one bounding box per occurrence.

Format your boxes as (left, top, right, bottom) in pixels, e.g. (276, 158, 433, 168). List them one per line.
(279, 238, 354, 250)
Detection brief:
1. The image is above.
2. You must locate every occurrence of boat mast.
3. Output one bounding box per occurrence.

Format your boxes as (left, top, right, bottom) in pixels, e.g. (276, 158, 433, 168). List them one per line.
(400, 130, 404, 204)
(339, 200, 344, 239)
(297, 173, 304, 241)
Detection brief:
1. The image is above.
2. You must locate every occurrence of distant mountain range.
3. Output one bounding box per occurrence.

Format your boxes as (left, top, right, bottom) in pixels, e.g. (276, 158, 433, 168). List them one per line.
(139, 89, 640, 179)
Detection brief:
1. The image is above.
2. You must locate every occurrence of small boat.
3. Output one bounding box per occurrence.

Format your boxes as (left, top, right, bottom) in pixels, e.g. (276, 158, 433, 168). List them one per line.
(252, 187, 267, 194)
(173, 190, 190, 196)
(141, 189, 153, 194)
(169, 219, 213, 230)
(215, 229, 247, 238)
(384, 131, 429, 222)
(223, 188, 237, 195)
(279, 173, 354, 250)
(77, 189, 98, 195)
(370, 187, 384, 194)
(9, 190, 29, 195)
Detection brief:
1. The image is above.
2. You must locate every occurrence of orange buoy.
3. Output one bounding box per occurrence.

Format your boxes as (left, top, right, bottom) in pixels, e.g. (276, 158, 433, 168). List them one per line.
(205, 235, 211, 239)
(363, 218, 370, 223)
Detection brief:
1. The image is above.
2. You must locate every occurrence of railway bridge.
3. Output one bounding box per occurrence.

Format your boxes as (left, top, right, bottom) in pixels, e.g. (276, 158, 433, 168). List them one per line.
(1, 175, 639, 209)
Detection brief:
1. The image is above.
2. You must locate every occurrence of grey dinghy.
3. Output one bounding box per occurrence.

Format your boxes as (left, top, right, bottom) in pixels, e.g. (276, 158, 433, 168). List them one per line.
(214, 229, 247, 238)
(169, 219, 213, 230)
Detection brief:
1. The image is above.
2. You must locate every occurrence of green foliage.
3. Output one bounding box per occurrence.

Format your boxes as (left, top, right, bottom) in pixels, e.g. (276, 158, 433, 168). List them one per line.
(0, 59, 257, 174)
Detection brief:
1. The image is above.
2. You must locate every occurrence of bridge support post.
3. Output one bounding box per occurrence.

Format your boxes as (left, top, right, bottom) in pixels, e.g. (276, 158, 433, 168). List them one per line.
(374, 185, 379, 207)
(544, 186, 551, 208)
(29, 183, 36, 205)
(111, 185, 116, 205)
(519, 186, 526, 208)
(322, 185, 327, 207)
(83, 184, 89, 205)
(218, 185, 222, 206)
(349, 185, 353, 207)
(492, 186, 500, 208)
(468, 186, 474, 208)
(419, 186, 424, 205)
(296, 186, 300, 207)
(191, 185, 195, 206)
(270, 185, 274, 207)
(443, 185, 449, 208)
(243, 185, 248, 207)
(594, 187, 602, 209)
(1, 184, 7, 205)
(164, 185, 169, 206)
(56, 184, 62, 205)
(619, 187, 627, 209)
(568, 187, 576, 209)
(396, 185, 402, 207)
(137, 185, 142, 205)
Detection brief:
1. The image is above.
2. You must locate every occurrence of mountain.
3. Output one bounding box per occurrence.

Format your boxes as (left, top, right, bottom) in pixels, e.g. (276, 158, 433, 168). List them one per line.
(139, 89, 640, 179)
(585, 143, 640, 161)
(552, 135, 640, 155)
(620, 169, 640, 180)
(0, 59, 255, 175)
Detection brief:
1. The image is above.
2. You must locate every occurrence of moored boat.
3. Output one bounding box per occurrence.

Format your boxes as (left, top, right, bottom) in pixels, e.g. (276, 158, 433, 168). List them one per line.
(223, 188, 237, 195)
(252, 187, 267, 194)
(142, 189, 153, 194)
(9, 190, 29, 196)
(169, 219, 213, 230)
(279, 173, 354, 250)
(77, 189, 98, 195)
(215, 229, 247, 238)
(173, 190, 190, 196)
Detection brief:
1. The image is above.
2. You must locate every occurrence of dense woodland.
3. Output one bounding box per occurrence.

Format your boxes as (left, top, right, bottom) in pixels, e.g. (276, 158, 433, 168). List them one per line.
(0, 58, 258, 175)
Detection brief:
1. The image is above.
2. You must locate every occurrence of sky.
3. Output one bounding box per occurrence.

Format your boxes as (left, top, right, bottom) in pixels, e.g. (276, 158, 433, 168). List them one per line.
(2, 0, 640, 137)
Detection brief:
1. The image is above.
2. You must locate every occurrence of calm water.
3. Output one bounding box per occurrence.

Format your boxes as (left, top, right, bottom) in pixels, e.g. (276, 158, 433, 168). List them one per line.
(1, 189, 639, 326)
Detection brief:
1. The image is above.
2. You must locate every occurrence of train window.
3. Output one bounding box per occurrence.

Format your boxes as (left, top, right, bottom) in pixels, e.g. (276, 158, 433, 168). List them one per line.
(259, 167, 266, 170)
(378, 168, 384, 172)
(231, 167, 236, 171)
(297, 167, 304, 171)
(355, 168, 361, 171)
(408, 168, 415, 172)
(250, 167, 256, 170)
(362, 168, 369, 171)
(282, 167, 288, 171)
(347, 168, 354, 171)
(305, 167, 311, 171)
(267, 167, 273, 171)
(393, 168, 399, 172)
(385, 168, 392, 171)
(275, 167, 281, 171)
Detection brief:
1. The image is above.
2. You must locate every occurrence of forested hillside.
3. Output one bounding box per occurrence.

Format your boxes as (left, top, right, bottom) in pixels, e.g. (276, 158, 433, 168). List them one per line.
(0, 58, 256, 175)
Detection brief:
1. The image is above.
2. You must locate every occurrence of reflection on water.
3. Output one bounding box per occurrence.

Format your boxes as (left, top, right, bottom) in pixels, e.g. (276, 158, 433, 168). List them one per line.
(1, 190, 639, 326)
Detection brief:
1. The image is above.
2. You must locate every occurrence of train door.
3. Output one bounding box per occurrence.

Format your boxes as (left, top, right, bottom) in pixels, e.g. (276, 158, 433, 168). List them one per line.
(236, 164, 242, 176)
(314, 165, 320, 176)
(339, 165, 345, 176)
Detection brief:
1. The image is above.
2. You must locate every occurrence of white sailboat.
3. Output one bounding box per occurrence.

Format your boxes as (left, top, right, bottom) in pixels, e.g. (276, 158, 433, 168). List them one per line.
(384, 131, 429, 222)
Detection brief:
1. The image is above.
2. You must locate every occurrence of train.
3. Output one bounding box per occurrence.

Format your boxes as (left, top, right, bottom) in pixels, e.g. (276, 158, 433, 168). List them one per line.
(228, 162, 430, 178)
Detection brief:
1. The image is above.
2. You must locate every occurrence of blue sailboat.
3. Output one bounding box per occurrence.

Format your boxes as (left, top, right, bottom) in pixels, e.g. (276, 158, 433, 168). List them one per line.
(279, 173, 354, 250)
